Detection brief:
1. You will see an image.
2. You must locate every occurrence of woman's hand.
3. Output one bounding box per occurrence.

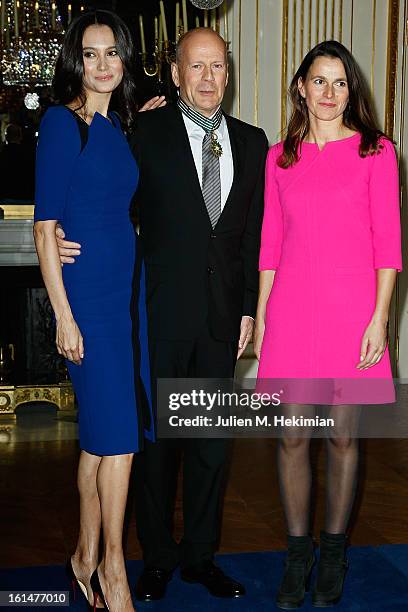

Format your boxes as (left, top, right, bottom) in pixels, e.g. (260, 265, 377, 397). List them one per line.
(357, 318, 388, 370)
(253, 319, 266, 361)
(56, 315, 84, 365)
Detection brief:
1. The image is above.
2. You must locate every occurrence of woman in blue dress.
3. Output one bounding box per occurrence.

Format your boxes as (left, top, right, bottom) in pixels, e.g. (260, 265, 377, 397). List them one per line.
(34, 10, 160, 612)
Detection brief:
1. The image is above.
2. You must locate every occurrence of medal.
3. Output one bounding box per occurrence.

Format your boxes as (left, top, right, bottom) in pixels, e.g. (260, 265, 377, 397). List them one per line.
(177, 98, 224, 158)
(211, 132, 223, 158)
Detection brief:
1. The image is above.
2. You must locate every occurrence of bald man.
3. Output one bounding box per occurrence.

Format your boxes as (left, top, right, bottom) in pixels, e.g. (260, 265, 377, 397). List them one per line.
(59, 28, 268, 602)
(131, 28, 268, 601)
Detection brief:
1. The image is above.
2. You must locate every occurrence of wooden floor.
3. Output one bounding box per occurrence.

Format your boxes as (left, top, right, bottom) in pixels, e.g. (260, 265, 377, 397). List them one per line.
(1, 415, 408, 569)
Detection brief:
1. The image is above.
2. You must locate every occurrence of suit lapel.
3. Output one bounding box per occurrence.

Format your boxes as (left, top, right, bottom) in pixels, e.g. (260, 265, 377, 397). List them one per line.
(169, 105, 212, 227)
(215, 114, 246, 227)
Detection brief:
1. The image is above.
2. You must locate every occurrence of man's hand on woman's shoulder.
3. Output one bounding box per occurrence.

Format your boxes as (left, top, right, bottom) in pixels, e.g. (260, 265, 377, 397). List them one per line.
(138, 96, 167, 112)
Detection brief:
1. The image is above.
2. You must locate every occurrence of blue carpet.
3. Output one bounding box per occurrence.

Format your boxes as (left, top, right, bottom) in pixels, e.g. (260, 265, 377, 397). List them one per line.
(1, 546, 408, 611)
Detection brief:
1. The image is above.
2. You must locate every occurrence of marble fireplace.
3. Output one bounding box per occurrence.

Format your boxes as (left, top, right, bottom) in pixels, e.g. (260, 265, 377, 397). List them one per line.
(0, 208, 75, 419)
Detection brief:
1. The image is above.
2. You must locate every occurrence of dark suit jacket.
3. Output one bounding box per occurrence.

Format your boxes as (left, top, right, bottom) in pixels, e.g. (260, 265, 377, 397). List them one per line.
(130, 103, 268, 342)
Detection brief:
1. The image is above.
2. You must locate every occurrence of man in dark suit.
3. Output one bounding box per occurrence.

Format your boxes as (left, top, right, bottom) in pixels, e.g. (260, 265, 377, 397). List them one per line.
(131, 28, 268, 602)
(57, 28, 268, 603)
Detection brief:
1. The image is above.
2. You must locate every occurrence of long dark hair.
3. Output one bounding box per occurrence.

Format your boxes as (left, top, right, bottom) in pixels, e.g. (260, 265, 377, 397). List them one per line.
(53, 10, 137, 130)
(279, 40, 386, 168)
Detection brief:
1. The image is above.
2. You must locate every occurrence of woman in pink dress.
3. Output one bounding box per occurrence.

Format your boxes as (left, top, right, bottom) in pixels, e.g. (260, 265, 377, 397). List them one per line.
(254, 41, 402, 609)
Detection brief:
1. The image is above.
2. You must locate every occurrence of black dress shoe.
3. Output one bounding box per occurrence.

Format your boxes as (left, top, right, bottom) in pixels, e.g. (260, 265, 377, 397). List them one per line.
(181, 561, 245, 598)
(135, 568, 172, 601)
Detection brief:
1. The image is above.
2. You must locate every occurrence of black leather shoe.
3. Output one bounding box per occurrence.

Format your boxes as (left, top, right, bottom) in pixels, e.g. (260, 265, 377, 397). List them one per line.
(181, 561, 245, 598)
(135, 568, 172, 601)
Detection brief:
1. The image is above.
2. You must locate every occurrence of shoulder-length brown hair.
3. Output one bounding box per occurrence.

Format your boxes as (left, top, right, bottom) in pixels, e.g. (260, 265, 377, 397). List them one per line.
(279, 40, 386, 168)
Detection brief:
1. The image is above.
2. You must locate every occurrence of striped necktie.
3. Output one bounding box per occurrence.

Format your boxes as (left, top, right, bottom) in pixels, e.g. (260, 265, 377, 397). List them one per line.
(202, 131, 221, 228)
(178, 98, 223, 228)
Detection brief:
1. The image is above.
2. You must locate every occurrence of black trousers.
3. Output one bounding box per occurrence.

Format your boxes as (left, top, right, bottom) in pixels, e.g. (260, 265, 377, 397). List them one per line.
(133, 323, 236, 571)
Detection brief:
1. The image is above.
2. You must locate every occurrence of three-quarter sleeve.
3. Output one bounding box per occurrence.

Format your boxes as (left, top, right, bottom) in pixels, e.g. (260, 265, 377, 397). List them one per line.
(259, 145, 283, 270)
(368, 138, 402, 271)
(34, 106, 81, 222)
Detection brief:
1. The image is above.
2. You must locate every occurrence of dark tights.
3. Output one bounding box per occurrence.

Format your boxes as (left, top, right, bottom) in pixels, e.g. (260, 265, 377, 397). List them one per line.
(277, 404, 360, 535)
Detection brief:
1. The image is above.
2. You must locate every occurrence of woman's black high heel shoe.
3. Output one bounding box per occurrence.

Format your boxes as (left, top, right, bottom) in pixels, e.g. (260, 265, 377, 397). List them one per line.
(91, 568, 109, 611)
(66, 557, 93, 610)
(312, 531, 348, 607)
(276, 535, 315, 609)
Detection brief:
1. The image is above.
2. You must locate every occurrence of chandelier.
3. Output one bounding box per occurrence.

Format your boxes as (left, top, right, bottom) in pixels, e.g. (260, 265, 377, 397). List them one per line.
(189, 0, 224, 8)
(0, 0, 64, 86)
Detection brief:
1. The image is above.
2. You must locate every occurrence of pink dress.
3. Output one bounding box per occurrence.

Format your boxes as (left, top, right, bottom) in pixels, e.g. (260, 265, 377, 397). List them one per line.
(257, 134, 402, 404)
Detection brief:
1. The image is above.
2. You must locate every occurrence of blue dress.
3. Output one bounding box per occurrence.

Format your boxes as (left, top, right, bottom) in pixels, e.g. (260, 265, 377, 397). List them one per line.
(35, 105, 154, 455)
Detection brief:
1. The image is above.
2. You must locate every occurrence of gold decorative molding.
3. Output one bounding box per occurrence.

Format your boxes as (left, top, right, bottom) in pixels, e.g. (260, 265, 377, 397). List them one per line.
(385, 0, 400, 138)
(0, 383, 76, 418)
(371, 0, 377, 94)
(0, 204, 34, 219)
(339, 0, 343, 42)
(281, 0, 289, 132)
(293, 0, 298, 76)
(331, 0, 335, 39)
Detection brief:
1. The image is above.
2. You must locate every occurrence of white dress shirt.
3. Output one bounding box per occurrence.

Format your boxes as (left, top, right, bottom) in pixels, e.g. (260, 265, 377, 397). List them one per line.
(181, 111, 234, 210)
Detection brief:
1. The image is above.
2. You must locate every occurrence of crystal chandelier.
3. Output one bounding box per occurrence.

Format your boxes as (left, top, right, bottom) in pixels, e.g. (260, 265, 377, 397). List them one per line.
(0, 0, 64, 86)
(189, 0, 224, 8)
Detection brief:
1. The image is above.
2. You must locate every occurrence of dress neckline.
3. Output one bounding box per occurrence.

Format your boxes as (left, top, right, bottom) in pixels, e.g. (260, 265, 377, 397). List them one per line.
(301, 132, 360, 151)
(64, 106, 116, 128)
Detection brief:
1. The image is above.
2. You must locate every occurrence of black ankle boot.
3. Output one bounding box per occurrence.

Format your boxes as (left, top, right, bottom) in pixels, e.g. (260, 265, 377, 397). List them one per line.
(312, 531, 348, 607)
(276, 535, 315, 610)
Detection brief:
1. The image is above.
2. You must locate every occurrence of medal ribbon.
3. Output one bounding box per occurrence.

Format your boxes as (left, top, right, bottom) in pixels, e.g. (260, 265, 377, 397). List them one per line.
(178, 97, 224, 158)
